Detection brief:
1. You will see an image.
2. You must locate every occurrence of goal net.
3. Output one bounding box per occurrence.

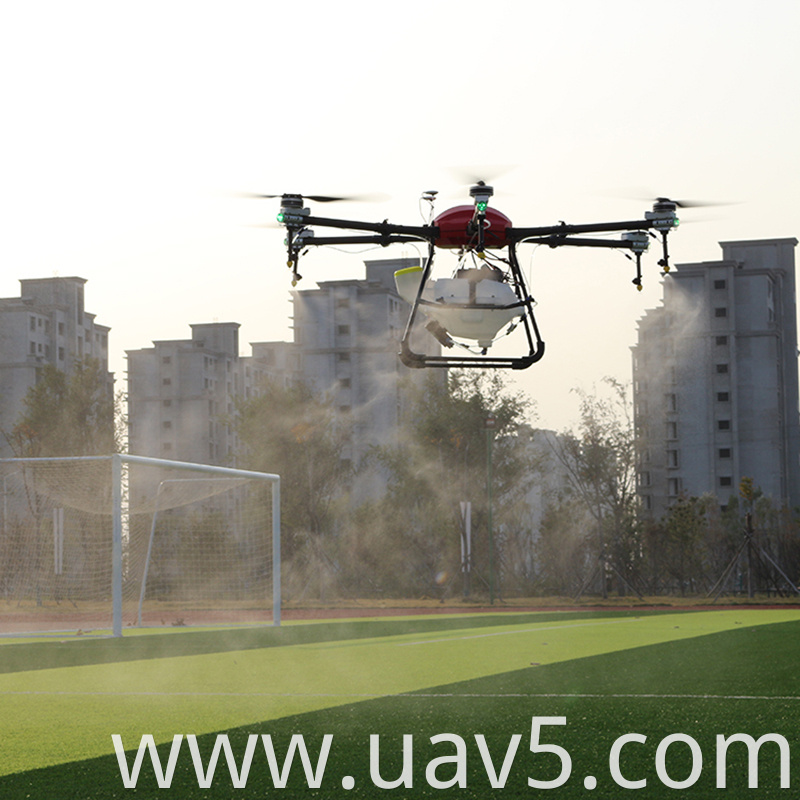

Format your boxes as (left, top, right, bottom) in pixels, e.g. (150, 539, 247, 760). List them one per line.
(0, 454, 280, 636)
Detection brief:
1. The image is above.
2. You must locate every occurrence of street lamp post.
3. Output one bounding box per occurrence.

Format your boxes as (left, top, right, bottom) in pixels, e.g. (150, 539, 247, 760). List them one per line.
(485, 413, 496, 604)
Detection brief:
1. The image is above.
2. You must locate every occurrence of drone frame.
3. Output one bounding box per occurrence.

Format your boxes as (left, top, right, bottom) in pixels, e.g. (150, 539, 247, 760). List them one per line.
(396, 240, 545, 370)
(275, 190, 680, 370)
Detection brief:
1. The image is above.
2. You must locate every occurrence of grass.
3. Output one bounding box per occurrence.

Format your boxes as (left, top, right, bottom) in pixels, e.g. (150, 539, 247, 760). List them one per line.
(0, 608, 799, 798)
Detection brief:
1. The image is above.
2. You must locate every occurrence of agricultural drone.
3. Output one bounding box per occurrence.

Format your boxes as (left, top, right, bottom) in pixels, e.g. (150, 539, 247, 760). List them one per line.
(262, 184, 686, 369)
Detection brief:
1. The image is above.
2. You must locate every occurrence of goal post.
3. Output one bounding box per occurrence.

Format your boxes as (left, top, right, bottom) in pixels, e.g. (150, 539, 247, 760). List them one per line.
(0, 454, 280, 637)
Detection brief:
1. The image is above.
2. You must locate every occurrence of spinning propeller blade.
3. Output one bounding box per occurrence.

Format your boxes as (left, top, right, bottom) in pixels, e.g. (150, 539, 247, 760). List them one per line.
(239, 191, 388, 203)
(653, 196, 732, 209)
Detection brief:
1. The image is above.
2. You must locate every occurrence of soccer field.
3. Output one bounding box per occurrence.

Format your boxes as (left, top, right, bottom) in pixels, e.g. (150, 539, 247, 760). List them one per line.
(1, 607, 799, 798)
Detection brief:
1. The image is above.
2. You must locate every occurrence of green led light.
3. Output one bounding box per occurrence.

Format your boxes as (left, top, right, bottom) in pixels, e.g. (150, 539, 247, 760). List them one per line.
(476, 201, 488, 212)
(277, 212, 285, 223)
(673, 217, 680, 227)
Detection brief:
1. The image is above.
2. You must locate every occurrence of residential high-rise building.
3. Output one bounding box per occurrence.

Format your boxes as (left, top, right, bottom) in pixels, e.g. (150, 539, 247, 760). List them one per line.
(291, 257, 441, 471)
(126, 257, 439, 475)
(632, 238, 800, 516)
(126, 323, 299, 464)
(0, 277, 111, 457)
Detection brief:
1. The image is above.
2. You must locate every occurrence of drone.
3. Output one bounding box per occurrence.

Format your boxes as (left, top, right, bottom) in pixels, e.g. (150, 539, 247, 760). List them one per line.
(264, 184, 683, 369)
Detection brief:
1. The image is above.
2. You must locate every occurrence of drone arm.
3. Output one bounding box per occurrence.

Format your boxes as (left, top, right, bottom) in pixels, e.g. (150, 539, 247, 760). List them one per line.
(300, 214, 436, 241)
(281, 215, 435, 281)
(508, 218, 665, 241)
(293, 234, 433, 248)
(518, 235, 642, 250)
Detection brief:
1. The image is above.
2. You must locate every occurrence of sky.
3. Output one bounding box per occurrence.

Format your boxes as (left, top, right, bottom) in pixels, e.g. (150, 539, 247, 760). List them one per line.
(1, 0, 799, 431)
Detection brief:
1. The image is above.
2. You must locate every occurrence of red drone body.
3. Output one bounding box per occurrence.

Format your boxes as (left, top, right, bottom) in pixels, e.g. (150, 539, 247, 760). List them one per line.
(433, 205, 513, 249)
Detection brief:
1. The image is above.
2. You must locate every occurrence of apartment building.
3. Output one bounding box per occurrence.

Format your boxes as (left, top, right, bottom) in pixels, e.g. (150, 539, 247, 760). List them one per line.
(0, 277, 111, 457)
(126, 257, 439, 473)
(633, 238, 800, 516)
(126, 323, 299, 464)
(291, 258, 440, 463)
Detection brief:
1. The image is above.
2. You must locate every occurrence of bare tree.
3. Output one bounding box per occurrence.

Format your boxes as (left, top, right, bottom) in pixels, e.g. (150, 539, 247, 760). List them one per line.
(549, 378, 641, 597)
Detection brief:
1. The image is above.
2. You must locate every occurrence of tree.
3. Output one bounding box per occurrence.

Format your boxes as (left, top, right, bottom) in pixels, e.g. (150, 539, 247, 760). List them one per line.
(659, 494, 711, 595)
(233, 378, 352, 595)
(7, 358, 117, 457)
(374, 370, 537, 598)
(549, 378, 641, 597)
(2, 359, 117, 605)
(534, 493, 593, 596)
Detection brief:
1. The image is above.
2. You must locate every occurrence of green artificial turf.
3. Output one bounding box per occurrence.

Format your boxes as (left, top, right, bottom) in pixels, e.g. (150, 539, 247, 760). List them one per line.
(1, 609, 799, 798)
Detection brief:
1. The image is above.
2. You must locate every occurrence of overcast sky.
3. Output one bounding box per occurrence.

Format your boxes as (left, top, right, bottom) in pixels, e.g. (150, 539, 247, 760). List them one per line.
(1, 0, 799, 430)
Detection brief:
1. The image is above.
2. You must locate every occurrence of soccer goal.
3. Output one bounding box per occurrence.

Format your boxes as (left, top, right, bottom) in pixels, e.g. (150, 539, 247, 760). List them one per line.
(0, 454, 280, 636)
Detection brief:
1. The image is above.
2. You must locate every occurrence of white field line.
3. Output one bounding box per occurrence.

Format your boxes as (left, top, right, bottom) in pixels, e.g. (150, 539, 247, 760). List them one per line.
(396, 617, 641, 646)
(0, 690, 797, 702)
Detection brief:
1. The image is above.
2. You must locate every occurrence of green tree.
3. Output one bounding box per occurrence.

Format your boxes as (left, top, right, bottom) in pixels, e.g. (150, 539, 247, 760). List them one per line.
(233, 378, 352, 593)
(534, 493, 593, 596)
(374, 370, 536, 598)
(2, 359, 117, 606)
(7, 358, 117, 457)
(659, 494, 711, 595)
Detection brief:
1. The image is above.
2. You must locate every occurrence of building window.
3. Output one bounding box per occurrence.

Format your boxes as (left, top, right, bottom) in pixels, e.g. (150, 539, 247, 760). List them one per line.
(337, 353, 351, 362)
(163, 399, 172, 407)
(715, 335, 728, 345)
(162, 377, 171, 386)
(720, 476, 732, 487)
(668, 477, 682, 497)
(714, 307, 727, 318)
(665, 393, 677, 412)
(666, 421, 678, 440)
(667, 450, 679, 468)
(718, 419, 731, 431)
(58, 322, 65, 336)
(719, 448, 731, 459)
(29, 342, 36, 355)
(162, 356, 172, 365)
(337, 324, 350, 336)
(717, 392, 730, 402)
(339, 378, 351, 388)
(30, 317, 36, 331)
(716, 364, 729, 374)
(336, 298, 350, 309)
(714, 279, 727, 290)
(58, 347, 64, 361)
(638, 471, 651, 487)
(162, 420, 172, 430)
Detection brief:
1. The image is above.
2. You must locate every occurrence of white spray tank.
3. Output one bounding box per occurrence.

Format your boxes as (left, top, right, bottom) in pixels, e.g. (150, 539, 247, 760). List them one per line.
(394, 265, 522, 349)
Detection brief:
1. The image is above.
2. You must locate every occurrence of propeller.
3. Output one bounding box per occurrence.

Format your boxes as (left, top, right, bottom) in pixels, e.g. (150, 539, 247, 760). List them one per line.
(652, 196, 729, 209)
(238, 191, 388, 204)
(607, 189, 737, 211)
(448, 165, 515, 187)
